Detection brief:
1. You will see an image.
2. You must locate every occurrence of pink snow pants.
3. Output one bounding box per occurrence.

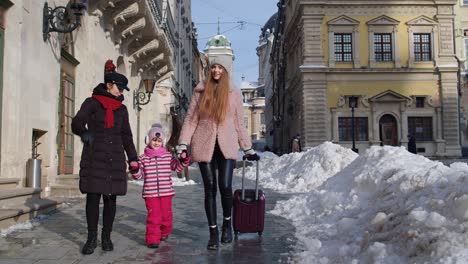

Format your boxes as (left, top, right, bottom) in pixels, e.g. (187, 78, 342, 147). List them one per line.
(144, 196, 173, 245)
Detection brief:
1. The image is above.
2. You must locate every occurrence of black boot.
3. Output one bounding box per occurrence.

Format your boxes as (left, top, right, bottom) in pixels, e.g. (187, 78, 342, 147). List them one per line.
(81, 231, 97, 255)
(101, 230, 114, 251)
(207, 226, 219, 250)
(221, 219, 232, 244)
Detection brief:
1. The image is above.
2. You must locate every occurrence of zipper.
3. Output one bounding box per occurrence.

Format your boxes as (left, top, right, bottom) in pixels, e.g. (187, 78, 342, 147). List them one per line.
(155, 157, 160, 197)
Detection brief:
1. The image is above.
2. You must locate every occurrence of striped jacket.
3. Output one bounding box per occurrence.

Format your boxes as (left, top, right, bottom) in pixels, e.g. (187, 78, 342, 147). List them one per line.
(131, 151, 188, 198)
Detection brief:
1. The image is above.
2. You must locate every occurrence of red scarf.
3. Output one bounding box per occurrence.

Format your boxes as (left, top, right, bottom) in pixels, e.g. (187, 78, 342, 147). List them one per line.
(92, 95, 122, 128)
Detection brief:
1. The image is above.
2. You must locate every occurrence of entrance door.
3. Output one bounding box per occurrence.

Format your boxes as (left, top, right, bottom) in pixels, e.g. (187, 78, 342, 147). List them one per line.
(58, 72, 75, 174)
(379, 114, 398, 146)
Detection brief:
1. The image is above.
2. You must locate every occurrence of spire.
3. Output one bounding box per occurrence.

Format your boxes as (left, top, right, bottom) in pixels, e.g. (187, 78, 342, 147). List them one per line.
(217, 17, 220, 34)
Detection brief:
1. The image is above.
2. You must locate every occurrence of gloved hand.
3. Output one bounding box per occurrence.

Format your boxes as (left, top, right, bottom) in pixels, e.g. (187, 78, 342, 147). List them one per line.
(179, 151, 190, 164)
(80, 131, 94, 145)
(129, 161, 139, 174)
(176, 143, 187, 159)
(243, 148, 260, 161)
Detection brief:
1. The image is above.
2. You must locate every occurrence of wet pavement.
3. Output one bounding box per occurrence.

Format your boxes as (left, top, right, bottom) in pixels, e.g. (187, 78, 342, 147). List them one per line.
(0, 168, 296, 264)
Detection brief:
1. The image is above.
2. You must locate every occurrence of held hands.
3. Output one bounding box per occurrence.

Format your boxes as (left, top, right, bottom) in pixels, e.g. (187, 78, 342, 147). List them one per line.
(178, 150, 191, 164)
(243, 148, 260, 161)
(80, 131, 94, 145)
(175, 144, 187, 158)
(129, 161, 139, 174)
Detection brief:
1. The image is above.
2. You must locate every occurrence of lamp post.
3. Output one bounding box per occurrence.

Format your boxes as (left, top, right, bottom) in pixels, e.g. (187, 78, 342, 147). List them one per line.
(349, 96, 359, 153)
(43, 0, 86, 41)
(133, 79, 156, 109)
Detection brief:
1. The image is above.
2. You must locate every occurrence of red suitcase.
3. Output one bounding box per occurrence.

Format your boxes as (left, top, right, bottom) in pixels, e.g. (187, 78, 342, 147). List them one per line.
(233, 157, 265, 236)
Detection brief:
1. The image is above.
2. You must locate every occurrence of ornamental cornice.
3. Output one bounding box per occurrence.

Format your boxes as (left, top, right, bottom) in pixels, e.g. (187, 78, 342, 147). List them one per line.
(113, 2, 139, 25)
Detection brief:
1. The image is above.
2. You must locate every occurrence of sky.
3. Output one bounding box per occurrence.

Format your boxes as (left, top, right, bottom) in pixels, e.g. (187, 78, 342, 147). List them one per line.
(191, 0, 279, 86)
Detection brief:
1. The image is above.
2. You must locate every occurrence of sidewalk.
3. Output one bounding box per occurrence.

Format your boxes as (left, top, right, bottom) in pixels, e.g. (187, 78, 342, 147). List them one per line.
(0, 168, 296, 264)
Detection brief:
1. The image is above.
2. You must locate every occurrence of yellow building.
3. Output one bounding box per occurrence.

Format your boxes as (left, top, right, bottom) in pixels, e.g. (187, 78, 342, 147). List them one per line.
(271, 0, 461, 157)
(240, 78, 266, 144)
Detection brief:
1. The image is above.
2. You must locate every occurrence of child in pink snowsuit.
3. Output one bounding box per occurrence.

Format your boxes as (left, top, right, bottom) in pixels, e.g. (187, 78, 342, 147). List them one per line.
(130, 123, 190, 248)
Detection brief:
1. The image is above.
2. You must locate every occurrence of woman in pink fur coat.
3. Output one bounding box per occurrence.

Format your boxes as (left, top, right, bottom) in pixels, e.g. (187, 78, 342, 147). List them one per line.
(177, 57, 259, 250)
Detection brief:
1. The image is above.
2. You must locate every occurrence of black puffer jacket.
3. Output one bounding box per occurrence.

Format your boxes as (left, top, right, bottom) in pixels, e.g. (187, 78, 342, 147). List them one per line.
(72, 84, 138, 195)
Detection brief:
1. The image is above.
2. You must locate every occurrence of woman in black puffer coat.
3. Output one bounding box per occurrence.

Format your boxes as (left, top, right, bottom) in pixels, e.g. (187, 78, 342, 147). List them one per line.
(72, 60, 137, 255)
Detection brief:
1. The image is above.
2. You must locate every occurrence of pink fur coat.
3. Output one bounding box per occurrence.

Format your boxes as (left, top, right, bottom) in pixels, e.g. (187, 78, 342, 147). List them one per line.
(179, 81, 252, 162)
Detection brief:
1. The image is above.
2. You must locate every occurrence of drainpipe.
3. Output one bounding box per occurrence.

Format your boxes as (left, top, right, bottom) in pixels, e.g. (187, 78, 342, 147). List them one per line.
(455, 56, 465, 149)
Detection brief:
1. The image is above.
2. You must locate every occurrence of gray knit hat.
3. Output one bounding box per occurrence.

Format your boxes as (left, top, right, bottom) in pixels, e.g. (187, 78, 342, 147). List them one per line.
(209, 56, 232, 76)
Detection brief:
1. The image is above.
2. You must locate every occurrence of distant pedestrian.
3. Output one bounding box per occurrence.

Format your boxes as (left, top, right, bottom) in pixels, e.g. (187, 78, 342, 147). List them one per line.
(72, 60, 138, 255)
(176, 56, 259, 250)
(130, 123, 190, 248)
(290, 133, 302, 153)
(167, 110, 190, 181)
(408, 134, 417, 154)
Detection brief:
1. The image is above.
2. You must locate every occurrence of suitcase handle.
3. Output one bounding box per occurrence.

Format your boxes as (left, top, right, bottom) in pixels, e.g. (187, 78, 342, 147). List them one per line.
(241, 157, 260, 201)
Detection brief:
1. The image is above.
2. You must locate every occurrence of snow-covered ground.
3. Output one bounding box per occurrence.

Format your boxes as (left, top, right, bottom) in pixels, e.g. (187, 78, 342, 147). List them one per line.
(237, 142, 468, 263)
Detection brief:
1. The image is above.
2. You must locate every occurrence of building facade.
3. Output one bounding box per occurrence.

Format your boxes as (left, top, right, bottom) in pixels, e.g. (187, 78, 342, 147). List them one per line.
(240, 78, 266, 143)
(0, 0, 179, 199)
(257, 12, 277, 151)
(271, 0, 462, 157)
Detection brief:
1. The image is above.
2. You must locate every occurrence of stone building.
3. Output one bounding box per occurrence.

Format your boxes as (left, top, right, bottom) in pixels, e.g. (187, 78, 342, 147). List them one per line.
(0, 0, 188, 227)
(271, 0, 462, 157)
(257, 12, 277, 151)
(240, 77, 266, 143)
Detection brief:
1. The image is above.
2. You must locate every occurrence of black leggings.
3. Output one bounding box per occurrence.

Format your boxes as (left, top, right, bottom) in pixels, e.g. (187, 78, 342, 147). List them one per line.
(86, 193, 117, 233)
(198, 142, 236, 227)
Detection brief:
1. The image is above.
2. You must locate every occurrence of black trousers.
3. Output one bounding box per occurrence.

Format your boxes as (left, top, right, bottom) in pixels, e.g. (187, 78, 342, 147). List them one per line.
(86, 193, 117, 233)
(198, 142, 236, 227)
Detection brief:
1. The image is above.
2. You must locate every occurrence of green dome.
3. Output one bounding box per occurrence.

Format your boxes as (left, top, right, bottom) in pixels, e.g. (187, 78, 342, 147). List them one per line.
(205, 35, 231, 48)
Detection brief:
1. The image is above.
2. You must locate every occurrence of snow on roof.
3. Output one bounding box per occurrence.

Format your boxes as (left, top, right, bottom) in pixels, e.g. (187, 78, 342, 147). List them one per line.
(240, 81, 260, 89)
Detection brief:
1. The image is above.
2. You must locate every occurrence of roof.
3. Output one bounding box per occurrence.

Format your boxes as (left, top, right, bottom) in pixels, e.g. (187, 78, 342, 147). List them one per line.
(261, 12, 278, 37)
(205, 35, 231, 49)
(240, 80, 260, 89)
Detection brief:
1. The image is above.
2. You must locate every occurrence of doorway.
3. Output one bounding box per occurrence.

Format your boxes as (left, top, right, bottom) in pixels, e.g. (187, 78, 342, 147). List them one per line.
(379, 114, 398, 146)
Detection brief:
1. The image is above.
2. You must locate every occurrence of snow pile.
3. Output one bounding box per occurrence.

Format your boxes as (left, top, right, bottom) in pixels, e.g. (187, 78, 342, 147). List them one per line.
(271, 145, 468, 263)
(235, 142, 358, 193)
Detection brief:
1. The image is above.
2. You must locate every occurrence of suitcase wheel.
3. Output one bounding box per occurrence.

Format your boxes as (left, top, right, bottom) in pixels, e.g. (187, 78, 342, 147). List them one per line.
(258, 231, 262, 236)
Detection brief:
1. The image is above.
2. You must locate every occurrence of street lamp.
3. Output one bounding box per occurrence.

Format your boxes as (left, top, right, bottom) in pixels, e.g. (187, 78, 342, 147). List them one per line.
(134, 79, 156, 109)
(349, 96, 359, 153)
(43, 0, 87, 41)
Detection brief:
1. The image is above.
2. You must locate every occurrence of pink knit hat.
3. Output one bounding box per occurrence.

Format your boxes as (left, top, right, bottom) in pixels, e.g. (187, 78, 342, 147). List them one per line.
(146, 123, 166, 146)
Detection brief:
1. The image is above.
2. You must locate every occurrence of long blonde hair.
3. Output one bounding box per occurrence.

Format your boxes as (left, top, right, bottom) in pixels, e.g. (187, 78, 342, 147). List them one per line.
(198, 67, 230, 123)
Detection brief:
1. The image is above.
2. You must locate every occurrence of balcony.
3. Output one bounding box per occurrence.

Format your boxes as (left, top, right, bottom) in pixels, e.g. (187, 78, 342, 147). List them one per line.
(162, 2, 177, 48)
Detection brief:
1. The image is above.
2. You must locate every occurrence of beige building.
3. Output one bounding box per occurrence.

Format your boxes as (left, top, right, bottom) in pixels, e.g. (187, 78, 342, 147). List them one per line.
(0, 0, 181, 227)
(271, 0, 462, 157)
(240, 78, 266, 143)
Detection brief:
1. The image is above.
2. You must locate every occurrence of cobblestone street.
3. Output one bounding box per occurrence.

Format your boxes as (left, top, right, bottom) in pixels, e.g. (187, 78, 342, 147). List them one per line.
(0, 168, 296, 264)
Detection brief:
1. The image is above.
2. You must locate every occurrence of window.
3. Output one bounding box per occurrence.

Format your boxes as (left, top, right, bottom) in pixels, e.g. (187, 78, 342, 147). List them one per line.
(260, 113, 265, 125)
(463, 0, 468, 5)
(415, 97, 425, 108)
(244, 117, 249, 129)
(334, 33, 353, 62)
(414, 33, 432, 61)
(374, 33, 392, 62)
(338, 117, 369, 141)
(408, 117, 433, 141)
